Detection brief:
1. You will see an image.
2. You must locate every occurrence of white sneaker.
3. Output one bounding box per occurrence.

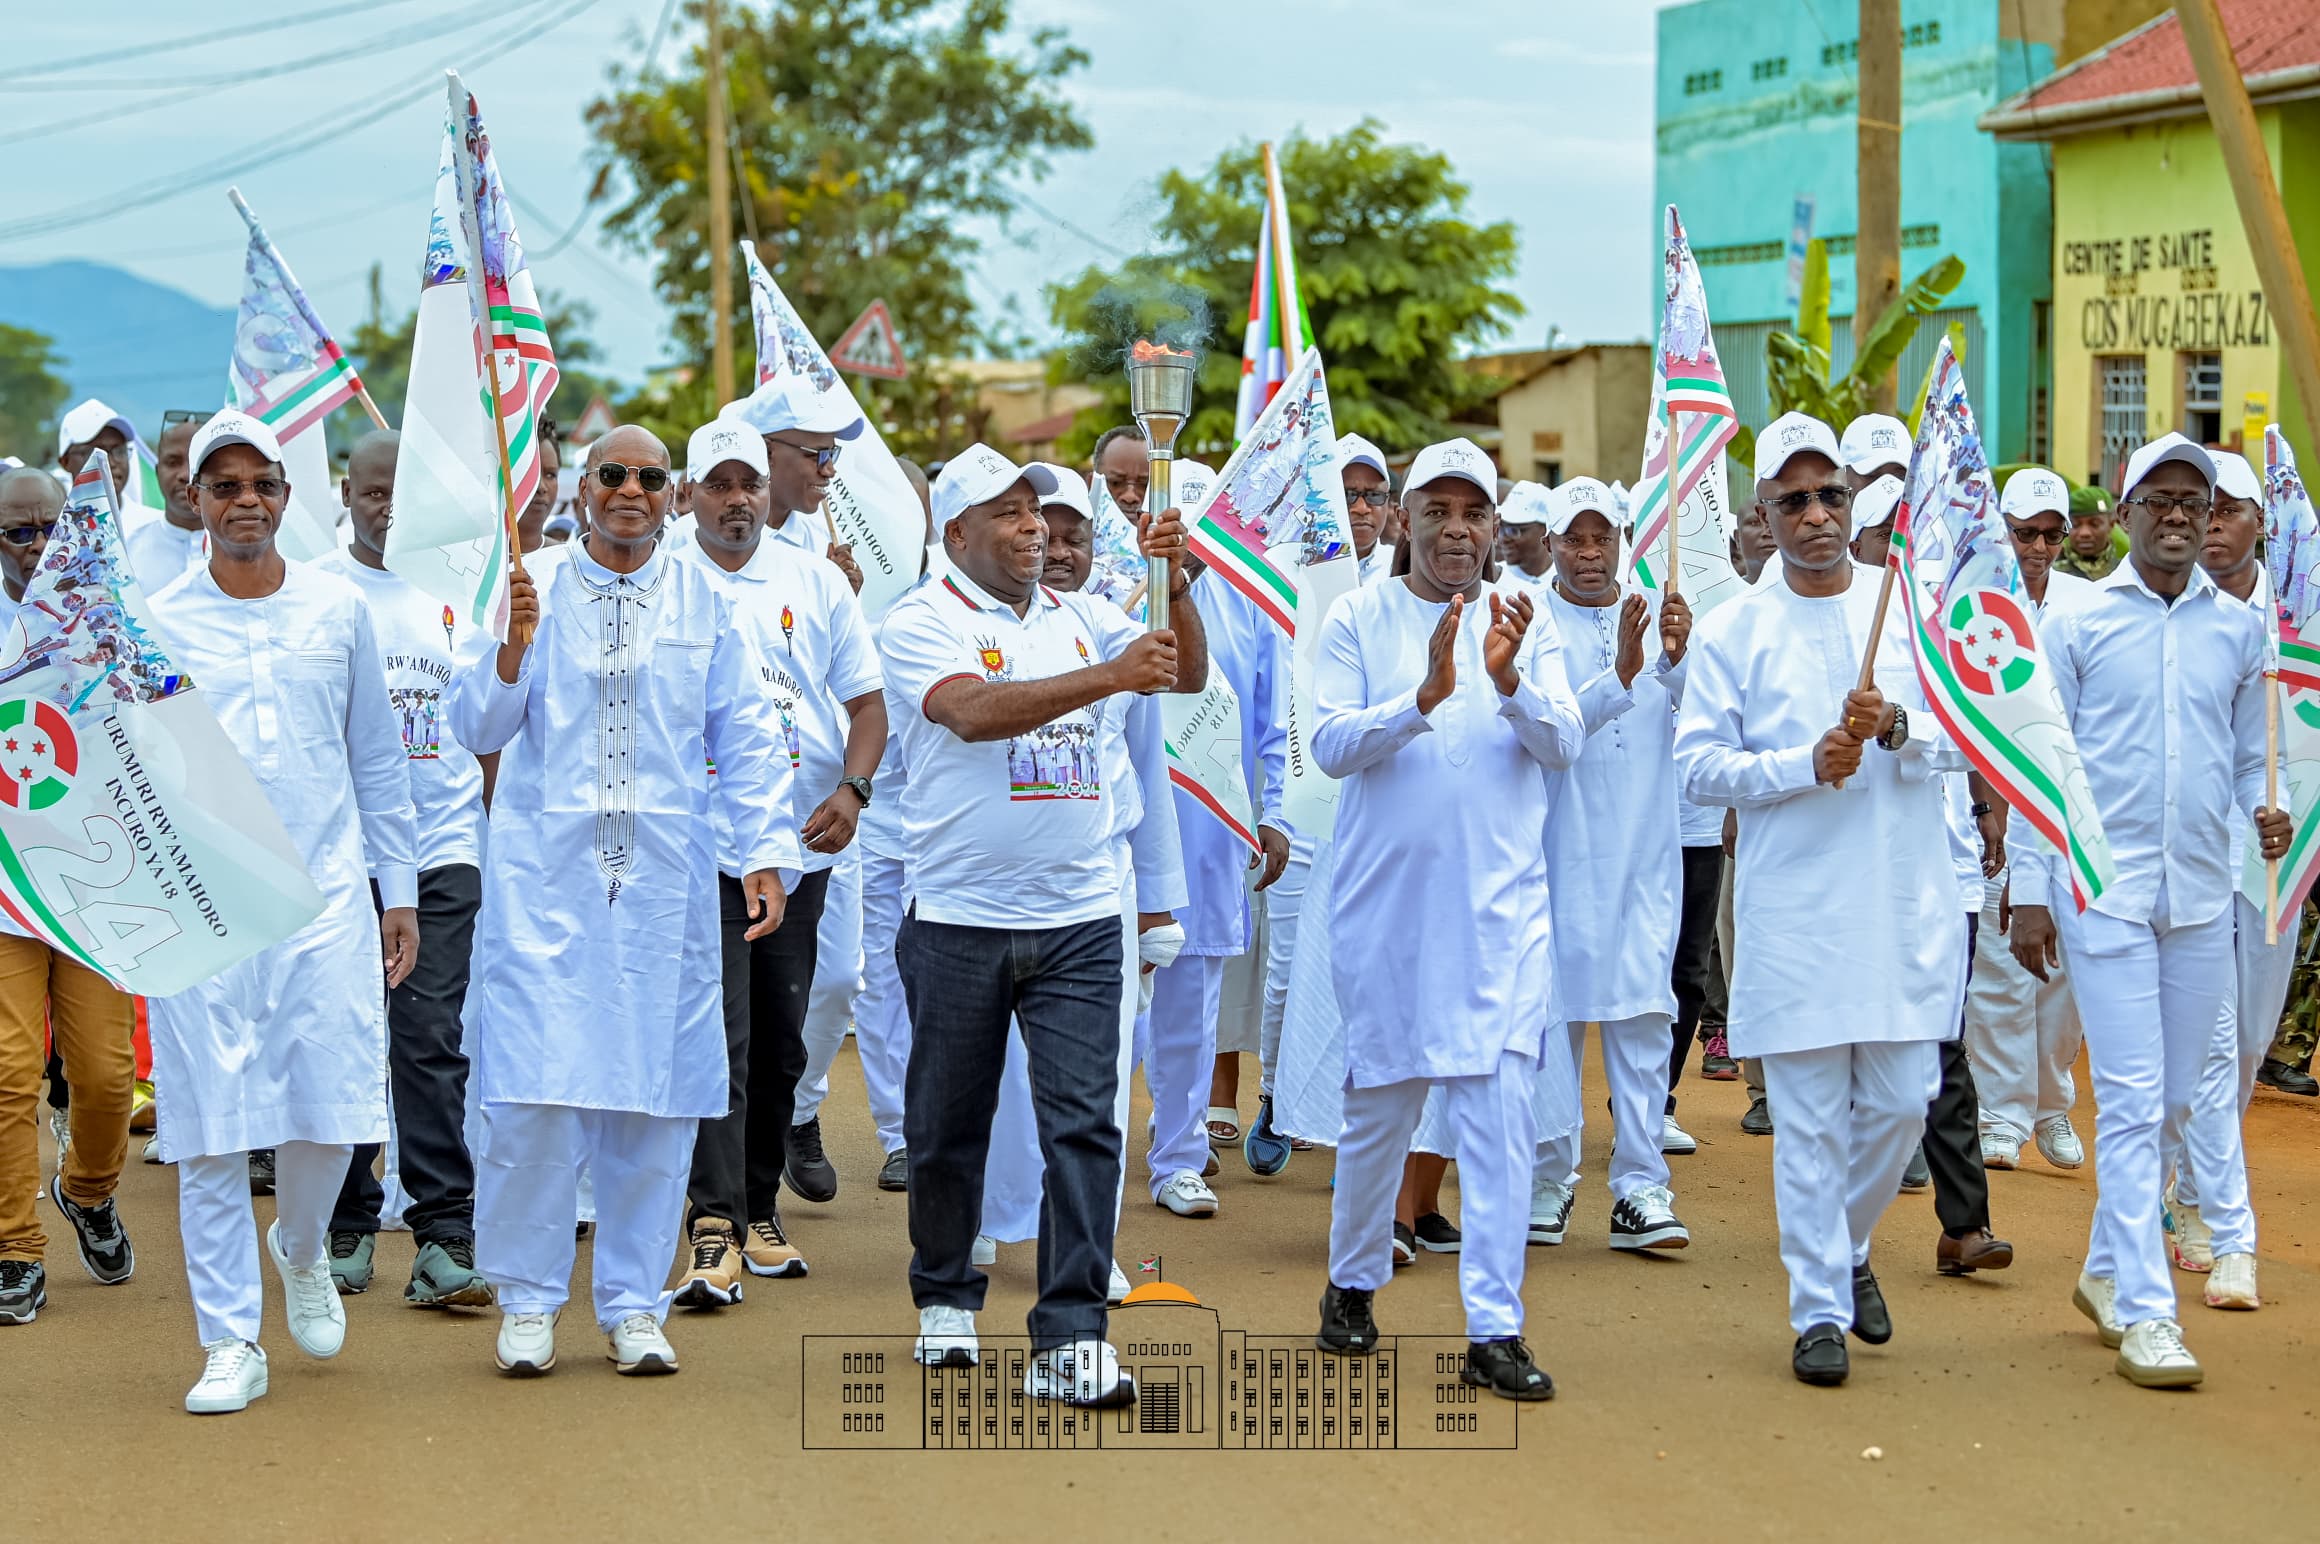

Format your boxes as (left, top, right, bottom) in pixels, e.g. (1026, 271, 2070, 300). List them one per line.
(266, 1220, 345, 1359)
(2072, 1270, 2124, 1348)
(1155, 1171, 1219, 1218)
(1979, 1132, 2020, 1170)
(141, 1135, 164, 1165)
(495, 1310, 557, 1375)
(1528, 1175, 1574, 1246)
(1107, 1261, 1132, 1305)
(2116, 1317, 2203, 1388)
(1609, 1183, 1691, 1250)
(915, 1305, 978, 1367)
(605, 1312, 678, 1375)
(2205, 1252, 2260, 1310)
(1026, 1339, 1136, 1407)
(2034, 1114, 2083, 1169)
(1660, 1115, 1698, 1156)
(184, 1338, 268, 1414)
(971, 1234, 998, 1267)
(2165, 1185, 2214, 1272)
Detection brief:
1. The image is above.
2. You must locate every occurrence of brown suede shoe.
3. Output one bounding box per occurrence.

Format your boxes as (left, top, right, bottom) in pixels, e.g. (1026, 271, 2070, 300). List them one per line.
(1937, 1228, 2015, 1276)
(672, 1219, 745, 1308)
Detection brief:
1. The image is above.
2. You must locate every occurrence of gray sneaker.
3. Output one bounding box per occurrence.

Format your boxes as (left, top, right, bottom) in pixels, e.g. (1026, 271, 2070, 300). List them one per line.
(328, 1231, 375, 1295)
(1900, 1144, 1932, 1193)
(1740, 1097, 1774, 1136)
(406, 1238, 494, 1308)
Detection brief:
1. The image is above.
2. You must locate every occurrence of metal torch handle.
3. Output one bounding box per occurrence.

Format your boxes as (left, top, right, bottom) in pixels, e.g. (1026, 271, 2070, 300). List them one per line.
(1146, 453, 1172, 635)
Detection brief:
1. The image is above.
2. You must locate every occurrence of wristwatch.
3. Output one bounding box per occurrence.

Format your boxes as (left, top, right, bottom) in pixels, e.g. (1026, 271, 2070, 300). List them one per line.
(1876, 706, 1909, 751)
(838, 774, 874, 807)
(1970, 801, 1994, 818)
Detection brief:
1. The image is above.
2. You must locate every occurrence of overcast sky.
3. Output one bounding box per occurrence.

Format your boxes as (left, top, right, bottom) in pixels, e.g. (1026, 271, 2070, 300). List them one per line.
(5, 0, 1675, 380)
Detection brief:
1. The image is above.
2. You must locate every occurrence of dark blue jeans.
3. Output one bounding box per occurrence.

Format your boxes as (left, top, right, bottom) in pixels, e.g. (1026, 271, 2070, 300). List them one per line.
(898, 910, 1123, 1350)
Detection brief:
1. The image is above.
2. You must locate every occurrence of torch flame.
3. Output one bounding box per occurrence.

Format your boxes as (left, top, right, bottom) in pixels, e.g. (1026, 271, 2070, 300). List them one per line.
(1130, 339, 1195, 362)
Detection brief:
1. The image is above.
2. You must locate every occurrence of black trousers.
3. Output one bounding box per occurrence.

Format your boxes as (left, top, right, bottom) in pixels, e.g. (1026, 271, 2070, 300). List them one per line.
(334, 865, 484, 1244)
(1923, 912, 1992, 1236)
(899, 910, 1123, 1351)
(1668, 844, 1726, 1114)
(687, 867, 833, 1228)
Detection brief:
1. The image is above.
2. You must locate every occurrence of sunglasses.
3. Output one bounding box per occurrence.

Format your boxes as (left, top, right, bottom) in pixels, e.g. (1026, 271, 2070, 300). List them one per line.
(2006, 525, 2067, 548)
(767, 437, 843, 473)
(1344, 486, 1392, 508)
(162, 408, 214, 428)
(1767, 485, 1853, 517)
(1, 521, 61, 546)
(594, 462, 672, 493)
(197, 477, 287, 501)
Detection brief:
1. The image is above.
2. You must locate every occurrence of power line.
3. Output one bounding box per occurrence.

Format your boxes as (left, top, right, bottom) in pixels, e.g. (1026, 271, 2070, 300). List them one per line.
(1007, 187, 1133, 261)
(18, 0, 426, 77)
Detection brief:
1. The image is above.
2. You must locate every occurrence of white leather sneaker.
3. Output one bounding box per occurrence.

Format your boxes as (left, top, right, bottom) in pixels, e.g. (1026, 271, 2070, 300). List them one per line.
(495, 1310, 558, 1375)
(2072, 1270, 2123, 1348)
(2033, 1114, 2083, 1168)
(1108, 1261, 1132, 1304)
(266, 1220, 345, 1359)
(605, 1312, 678, 1375)
(185, 1338, 268, 1415)
(2205, 1252, 2260, 1310)
(2116, 1317, 2203, 1388)
(915, 1305, 978, 1367)
(1026, 1339, 1136, 1408)
(1979, 1132, 2020, 1170)
(2165, 1188, 2214, 1272)
(1155, 1171, 1219, 1217)
(1529, 1176, 1574, 1246)
(970, 1234, 998, 1266)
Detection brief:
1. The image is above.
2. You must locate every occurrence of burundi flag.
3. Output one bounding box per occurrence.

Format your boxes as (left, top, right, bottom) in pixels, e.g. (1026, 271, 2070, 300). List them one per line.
(0, 452, 323, 994)
(1894, 340, 2114, 912)
(1629, 206, 1739, 594)
(1232, 143, 1316, 446)
(2244, 426, 2320, 922)
(1187, 346, 1350, 637)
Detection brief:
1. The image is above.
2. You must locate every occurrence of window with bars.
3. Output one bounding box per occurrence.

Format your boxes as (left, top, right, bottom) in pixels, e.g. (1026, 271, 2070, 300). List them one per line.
(2180, 352, 2223, 446)
(2097, 355, 2148, 492)
(2030, 301, 2052, 466)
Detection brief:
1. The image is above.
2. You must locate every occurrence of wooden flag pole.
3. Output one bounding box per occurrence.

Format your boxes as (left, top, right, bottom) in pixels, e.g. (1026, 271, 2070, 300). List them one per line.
(228, 185, 391, 432)
(2267, 673, 2282, 942)
(479, 343, 533, 648)
(1830, 561, 1902, 791)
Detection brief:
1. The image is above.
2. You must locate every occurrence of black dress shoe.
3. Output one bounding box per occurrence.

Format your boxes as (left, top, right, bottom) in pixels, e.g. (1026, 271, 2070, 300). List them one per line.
(1850, 1264, 1892, 1345)
(1315, 1284, 1380, 1355)
(1740, 1097, 1774, 1135)
(877, 1148, 909, 1192)
(1463, 1339, 1554, 1401)
(1793, 1324, 1849, 1385)
(2257, 1058, 2319, 1096)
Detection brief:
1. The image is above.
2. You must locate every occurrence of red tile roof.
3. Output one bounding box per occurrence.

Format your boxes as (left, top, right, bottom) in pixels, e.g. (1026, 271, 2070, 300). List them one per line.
(2010, 1, 2320, 115)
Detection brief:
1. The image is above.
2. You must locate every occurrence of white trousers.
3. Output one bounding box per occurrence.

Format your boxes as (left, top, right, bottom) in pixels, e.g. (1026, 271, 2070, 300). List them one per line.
(2056, 893, 2234, 1328)
(1137, 953, 1226, 1194)
(1329, 1051, 1538, 1340)
(793, 849, 865, 1126)
(1534, 1014, 1675, 1201)
(1963, 890, 2082, 1143)
(474, 1103, 697, 1330)
(852, 849, 911, 1157)
(2164, 892, 2294, 1256)
(1758, 1040, 1939, 1335)
(178, 1141, 352, 1346)
(1255, 835, 1316, 1095)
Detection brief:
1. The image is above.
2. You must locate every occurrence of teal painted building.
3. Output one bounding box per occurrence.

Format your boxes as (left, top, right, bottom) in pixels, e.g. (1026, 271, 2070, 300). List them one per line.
(1654, 0, 2062, 462)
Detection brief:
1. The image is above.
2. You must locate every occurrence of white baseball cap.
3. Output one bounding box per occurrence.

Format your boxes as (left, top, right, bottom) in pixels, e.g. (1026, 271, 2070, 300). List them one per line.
(931, 442, 1059, 527)
(1999, 467, 2071, 520)
(1546, 477, 1617, 536)
(1174, 458, 1220, 514)
(1850, 473, 1904, 537)
(1403, 438, 1497, 503)
(2119, 431, 2217, 501)
(1840, 413, 1911, 475)
(1033, 462, 1093, 521)
(1499, 480, 1552, 527)
(2210, 450, 2261, 503)
(187, 409, 285, 474)
(1755, 412, 1843, 483)
(1336, 433, 1389, 479)
(722, 376, 866, 440)
(685, 419, 771, 482)
(56, 398, 137, 461)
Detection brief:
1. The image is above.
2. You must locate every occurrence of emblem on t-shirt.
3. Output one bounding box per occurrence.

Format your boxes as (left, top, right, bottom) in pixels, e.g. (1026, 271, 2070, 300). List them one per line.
(779, 604, 796, 653)
(389, 686, 443, 760)
(974, 635, 1010, 681)
(441, 604, 456, 650)
(1074, 635, 1091, 664)
(1007, 716, 1101, 802)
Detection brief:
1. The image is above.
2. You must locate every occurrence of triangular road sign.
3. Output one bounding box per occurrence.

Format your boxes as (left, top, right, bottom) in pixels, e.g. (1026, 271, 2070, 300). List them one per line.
(831, 299, 908, 381)
(570, 393, 617, 444)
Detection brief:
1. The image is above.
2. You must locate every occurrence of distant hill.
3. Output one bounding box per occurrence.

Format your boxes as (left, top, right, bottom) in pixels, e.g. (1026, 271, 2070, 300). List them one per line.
(0, 261, 236, 441)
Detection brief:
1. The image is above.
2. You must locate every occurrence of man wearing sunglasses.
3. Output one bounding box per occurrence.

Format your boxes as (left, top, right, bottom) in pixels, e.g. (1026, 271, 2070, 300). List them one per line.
(723, 377, 866, 596)
(1338, 432, 1398, 582)
(144, 411, 421, 1414)
(451, 423, 798, 1382)
(2009, 433, 2291, 1389)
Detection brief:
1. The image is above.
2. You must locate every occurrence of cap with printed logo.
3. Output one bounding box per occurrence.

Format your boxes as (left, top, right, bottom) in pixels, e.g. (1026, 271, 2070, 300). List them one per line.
(686, 420, 772, 482)
(1033, 462, 1093, 520)
(1336, 433, 1389, 479)
(1999, 467, 2071, 520)
(56, 398, 138, 462)
(1850, 474, 1904, 537)
(722, 376, 866, 441)
(1840, 414, 1911, 475)
(1499, 480, 1552, 527)
(1403, 438, 1497, 503)
(1546, 477, 1617, 536)
(1754, 412, 1843, 483)
(2119, 432, 2217, 502)
(188, 409, 286, 475)
(932, 443, 1060, 526)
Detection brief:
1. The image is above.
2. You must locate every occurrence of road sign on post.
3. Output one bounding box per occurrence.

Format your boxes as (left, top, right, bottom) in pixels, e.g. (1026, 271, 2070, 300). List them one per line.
(831, 300, 908, 381)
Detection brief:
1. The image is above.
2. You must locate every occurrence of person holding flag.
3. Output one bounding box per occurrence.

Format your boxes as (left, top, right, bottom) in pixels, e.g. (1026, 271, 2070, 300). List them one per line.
(2008, 433, 2290, 1388)
(1675, 412, 1965, 1388)
(146, 410, 421, 1414)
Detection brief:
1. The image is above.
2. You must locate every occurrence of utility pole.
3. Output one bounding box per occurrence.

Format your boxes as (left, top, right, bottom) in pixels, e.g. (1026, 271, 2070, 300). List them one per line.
(2179, 0, 2320, 451)
(704, 0, 735, 406)
(1855, 0, 1902, 411)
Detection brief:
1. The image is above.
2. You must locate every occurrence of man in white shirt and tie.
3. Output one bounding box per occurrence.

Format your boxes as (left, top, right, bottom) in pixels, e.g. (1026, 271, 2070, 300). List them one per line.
(2008, 434, 2291, 1388)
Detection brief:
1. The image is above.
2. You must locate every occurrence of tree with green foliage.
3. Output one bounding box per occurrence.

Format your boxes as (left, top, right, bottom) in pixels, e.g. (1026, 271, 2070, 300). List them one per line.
(0, 323, 70, 463)
(585, 0, 1091, 458)
(1048, 120, 1523, 461)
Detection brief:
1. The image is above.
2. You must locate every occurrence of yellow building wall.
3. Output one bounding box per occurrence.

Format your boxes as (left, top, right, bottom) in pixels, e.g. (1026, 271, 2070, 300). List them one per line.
(2049, 109, 2282, 488)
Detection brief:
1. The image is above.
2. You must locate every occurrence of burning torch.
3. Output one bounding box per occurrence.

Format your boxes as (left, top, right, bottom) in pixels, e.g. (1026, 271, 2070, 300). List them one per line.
(1125, 339, 1197, 634)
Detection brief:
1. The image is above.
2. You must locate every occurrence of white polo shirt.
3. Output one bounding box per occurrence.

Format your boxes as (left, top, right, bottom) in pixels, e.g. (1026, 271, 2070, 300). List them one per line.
(311, 548, 490, 873)
(676, 535, 882, 876)
(879, 565, 1144, 928)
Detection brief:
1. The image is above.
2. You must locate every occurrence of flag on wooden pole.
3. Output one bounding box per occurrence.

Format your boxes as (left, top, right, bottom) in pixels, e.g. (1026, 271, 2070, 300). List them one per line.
(2245, 425, 2320, 926)
(1232, 143, 1316, 446)
(1629, 206, 1739, 595)
(1187, 347, 1349, 637)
